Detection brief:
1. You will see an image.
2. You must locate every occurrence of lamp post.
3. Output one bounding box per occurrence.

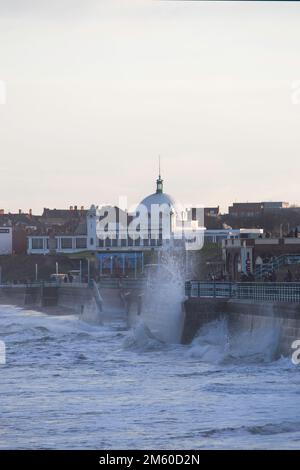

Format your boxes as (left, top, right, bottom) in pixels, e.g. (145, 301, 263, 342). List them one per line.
(87, 258, 90, 285)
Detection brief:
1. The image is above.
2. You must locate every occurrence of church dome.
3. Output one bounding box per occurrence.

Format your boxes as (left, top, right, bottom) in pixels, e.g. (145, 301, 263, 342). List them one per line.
(139, 192, 176, 213)
(137, 169, 176, 214)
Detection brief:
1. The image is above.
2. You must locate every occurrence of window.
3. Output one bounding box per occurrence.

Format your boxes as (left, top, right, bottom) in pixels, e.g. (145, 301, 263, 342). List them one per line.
(61, 238, 72, 249)
(76, 238, 87, 249)
(32, 238, 44, 250)
(90, 238, 94, 246)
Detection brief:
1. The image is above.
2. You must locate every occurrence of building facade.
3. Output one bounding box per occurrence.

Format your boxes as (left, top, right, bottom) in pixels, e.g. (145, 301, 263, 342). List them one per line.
(0, 227, 12, 255)
(27, 172, 205, 256)
(223, 237, 300, 280)
(228, 201, 289, 217)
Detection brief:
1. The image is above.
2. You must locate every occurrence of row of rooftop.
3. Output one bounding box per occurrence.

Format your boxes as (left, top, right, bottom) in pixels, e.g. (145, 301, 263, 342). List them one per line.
(0, 200, 296, 223)
(0, 201, 298, 239)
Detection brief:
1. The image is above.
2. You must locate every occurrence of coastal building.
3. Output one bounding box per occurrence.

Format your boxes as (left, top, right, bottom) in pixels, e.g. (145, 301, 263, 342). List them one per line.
(26, 173, 267, 277)
(204, 228, 263, 244)
(0, 210, 41, 254)
(0, 226, 12, 255)
(204, 207, 220, 217)
(223, 236, 300, 280)
(228, 201, 289, 218)
(27, 172, 205, 275)
(27, 173, 179, 255)
(186, 205, 263, 243)
(40, 206, 87, 226)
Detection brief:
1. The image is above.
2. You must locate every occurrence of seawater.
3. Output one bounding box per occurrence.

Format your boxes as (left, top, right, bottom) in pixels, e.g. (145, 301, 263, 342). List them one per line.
(0, 305, 300, 449)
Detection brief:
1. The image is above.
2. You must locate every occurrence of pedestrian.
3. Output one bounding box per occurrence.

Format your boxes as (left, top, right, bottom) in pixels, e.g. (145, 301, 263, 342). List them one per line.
(287, 269, 293, 282)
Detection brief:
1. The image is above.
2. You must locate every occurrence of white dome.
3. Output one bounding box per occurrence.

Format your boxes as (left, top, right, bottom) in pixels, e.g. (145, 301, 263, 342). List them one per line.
(136, 171, 178, 217)
(139, 192, 176, 213)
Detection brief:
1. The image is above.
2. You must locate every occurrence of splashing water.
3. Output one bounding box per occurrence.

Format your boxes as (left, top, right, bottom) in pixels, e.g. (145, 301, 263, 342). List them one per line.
(129, 250, 185, 344)
(187, 318, 230, 363)
(187, 317, 281, 364)
(79, 299, 103, 325)
(123, 320, 164, 352)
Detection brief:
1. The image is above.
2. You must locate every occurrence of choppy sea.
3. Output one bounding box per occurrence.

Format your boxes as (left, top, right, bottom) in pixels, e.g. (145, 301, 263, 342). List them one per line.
(0, 305, 299, 449)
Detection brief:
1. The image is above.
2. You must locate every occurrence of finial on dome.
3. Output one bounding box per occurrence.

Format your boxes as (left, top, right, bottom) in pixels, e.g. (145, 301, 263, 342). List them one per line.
(159, 155, 161, 179)
(156, 155, 163, 193)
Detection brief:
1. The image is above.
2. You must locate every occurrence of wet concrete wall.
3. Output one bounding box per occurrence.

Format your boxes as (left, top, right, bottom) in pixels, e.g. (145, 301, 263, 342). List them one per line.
(183, 297, 300, 357)
(0, 285, 101, 319)
(0, 286, 28, 306)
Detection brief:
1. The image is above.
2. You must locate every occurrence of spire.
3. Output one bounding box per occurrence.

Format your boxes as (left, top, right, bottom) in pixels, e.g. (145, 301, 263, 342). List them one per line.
(159, 155, 161, 179)
(156, 155, 163, 193)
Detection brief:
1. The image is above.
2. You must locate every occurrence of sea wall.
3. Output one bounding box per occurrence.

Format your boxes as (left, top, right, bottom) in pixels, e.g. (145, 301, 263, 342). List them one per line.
(98, 285, 147, 315)
(181, 298, 229, 344)
(56, 286, 97, 315)
(183, 298, 300, 357)
(0, 286, 28, 306)
(0, 285, 102, 321)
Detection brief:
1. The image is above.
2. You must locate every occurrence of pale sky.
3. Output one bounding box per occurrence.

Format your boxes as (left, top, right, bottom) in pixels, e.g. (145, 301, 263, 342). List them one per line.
(0, 0, 300, 214)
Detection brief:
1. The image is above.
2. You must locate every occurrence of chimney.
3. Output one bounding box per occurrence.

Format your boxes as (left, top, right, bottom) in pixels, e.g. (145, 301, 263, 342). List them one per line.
(74, 205, 78, 211)
(18, 209, 22, 214)
(70, 206, 73, 211)
(81, 205, 84, 211)
(29, 209, 32, 218)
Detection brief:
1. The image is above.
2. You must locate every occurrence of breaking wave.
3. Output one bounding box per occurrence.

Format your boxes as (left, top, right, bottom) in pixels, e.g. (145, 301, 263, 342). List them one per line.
(123, 320, 165, 352)
(187, 317, 281, 364)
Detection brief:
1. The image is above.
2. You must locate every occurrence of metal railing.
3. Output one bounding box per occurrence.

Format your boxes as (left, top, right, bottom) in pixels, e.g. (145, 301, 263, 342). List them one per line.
(0, 281, 88, 289)
(186, 281, 234, 299)
(98, 278, 145, 289)
(254, 254, 300, 278)
(185, 281, 300, 303)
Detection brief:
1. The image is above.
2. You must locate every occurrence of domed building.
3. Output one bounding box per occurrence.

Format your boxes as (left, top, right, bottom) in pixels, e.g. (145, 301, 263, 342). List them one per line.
(138, 172, 176, 215)
(27, 170, 194, 276)
(135, 170, 180, 249)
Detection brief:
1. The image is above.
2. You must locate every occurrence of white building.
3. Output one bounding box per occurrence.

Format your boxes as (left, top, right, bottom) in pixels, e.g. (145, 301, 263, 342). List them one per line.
(0, 227, 12, 255)
(27, 172, 204, 255)
(27, 169, 264, 257)
(204, 228, 263, 244)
